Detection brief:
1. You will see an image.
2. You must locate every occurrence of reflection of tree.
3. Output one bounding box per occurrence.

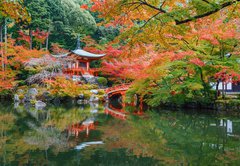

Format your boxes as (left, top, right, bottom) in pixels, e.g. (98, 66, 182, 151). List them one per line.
(0, 102, 104, 165)
(44, 104, 103, 131)
(24, 123, 68, 151)
(99, 111, 240, 165)
(1, 101, 240, 165)
(0, 113, 15, 165)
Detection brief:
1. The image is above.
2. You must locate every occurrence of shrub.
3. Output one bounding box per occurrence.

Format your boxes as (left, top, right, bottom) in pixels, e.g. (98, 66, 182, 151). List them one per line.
(97, 77, 108, 86)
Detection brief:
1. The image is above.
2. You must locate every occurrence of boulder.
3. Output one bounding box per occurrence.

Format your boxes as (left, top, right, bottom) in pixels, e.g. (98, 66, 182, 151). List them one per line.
(90, 109, 98, 114)
(43, 91, 52, 101)
(90, 90, 98, 95)
(89, 95, 99, 102)
(79, 94, 84, 100)
(17, 89, 24, 94)
(77, 99, 84, 105)
(14, 102, 20, 109)
(104, 94, 109, 102)
(28, 88, 38, 96)
(53, 98, 61, 106)
(35, 100, 46, 109)
(23, 94, 31, 103)
(14, 94, 20, 102)
(77, 99, 89, 105)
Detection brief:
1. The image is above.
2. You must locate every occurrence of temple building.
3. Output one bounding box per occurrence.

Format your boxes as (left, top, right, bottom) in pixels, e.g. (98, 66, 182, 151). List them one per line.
(62, 37, 106, 79)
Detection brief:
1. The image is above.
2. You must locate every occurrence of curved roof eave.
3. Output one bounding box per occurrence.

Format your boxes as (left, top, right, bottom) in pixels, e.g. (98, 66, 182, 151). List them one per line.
(71, 49, 106, 58)
(51, 53, 70, 58)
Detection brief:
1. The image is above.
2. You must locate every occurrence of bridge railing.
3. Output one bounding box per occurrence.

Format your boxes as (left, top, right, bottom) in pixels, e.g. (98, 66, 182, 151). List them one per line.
(105, 83, 131, 94)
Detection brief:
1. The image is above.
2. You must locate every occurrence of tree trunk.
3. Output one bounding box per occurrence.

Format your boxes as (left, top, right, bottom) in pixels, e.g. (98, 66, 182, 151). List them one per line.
(215, 80, 220, 100)
(0, 24, 4, 72)
(3, 19, 8, 72)
(199, 67, 208, 97)
(222, 81, 225, 99)
(46, 28, 50, 50)
(29, 29, 33, 50)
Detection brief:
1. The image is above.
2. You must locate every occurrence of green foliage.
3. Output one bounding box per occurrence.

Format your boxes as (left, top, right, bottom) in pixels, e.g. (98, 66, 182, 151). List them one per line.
(97, 77, 108, 86)
(46, 0, 97, 49)
(92, 26, 120, 43)
(24, 0, 51, 30)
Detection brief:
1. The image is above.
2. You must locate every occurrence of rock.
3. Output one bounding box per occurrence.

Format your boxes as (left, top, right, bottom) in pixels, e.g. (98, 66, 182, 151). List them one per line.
(23, 88, 38, 103)
(43, 91, 52, 101)
(23, 94, 31, 103)
(90, 102, 99, 108)
(28, 88, 38, 96)
(90, 109, 98, 114)
(14, 102, 20, 109)
(17, 89, 24, 94)
(35, 100, 46, 109)
(89, 95, 99, 102)
(77, 99, 89, 105)
(79, 94, 84, 100)
(14, 94, 20, 102)
(104, 94, 109, 102)
(77, 99, 84, 105)
(53, 98, 61, 106)
(82, 75, 99, 85)
(90, 90, 98, 95)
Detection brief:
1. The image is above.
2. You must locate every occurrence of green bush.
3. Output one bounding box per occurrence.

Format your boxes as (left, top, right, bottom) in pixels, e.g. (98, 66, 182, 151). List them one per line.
(97, 77, 108, 86)
(238, 94, 240, 100)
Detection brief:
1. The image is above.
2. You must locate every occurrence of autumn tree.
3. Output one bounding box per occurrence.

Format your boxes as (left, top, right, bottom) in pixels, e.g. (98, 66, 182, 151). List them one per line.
(92, 0, 240, 105)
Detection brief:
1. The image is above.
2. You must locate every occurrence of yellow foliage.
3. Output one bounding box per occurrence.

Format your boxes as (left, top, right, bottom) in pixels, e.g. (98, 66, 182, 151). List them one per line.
(45, 77, 98, 98)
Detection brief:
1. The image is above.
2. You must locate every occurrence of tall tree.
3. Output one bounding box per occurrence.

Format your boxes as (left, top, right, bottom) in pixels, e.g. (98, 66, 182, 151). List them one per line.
(23, 0, 50, 49)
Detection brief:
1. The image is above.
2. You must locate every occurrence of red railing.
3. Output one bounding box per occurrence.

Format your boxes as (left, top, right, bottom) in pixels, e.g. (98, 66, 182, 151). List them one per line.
(63, 68, 99, 76)
(105, 83, 131, 94)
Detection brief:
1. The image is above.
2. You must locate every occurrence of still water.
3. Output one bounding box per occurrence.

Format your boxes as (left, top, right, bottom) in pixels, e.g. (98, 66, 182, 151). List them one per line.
(0, 100, 240, 165)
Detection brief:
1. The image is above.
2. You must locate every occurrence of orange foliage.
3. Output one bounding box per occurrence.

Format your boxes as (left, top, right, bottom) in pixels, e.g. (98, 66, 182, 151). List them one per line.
(0, 39, 46, 91)
(0, 0, 30, 23)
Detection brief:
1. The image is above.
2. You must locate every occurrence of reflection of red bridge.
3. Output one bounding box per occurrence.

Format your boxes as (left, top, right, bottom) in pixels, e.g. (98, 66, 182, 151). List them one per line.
(105, 105, 127, 120)
(68, 119, 96, 137)
(105, 83, 131, 98)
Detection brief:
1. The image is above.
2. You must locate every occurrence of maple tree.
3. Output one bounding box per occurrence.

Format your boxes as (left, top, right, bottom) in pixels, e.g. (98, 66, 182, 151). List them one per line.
(91, 0, 240, 105)
(0, 39, 46, 92)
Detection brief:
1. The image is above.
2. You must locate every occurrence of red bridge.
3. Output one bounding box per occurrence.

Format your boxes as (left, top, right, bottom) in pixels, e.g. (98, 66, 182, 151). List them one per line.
(105, 83, 131, 98)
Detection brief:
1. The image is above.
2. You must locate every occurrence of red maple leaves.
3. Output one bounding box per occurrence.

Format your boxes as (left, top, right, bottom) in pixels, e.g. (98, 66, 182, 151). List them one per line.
(215, 69, 240, 85)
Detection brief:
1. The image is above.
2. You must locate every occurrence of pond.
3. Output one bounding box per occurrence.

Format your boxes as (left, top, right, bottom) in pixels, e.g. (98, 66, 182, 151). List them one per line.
(0, 100, 240, 165)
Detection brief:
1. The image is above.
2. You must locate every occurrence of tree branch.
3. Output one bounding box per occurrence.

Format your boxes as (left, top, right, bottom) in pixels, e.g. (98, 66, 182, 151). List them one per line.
(176, 0, 240, 25)
(128, 0, 239, 25)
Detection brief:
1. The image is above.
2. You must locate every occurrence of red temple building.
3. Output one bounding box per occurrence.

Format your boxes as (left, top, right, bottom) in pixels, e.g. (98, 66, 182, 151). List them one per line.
(62, 37, 106, 79)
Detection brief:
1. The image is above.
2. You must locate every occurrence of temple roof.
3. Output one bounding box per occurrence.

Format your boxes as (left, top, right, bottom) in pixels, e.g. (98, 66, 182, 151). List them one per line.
(71, 49, 105, 58)
(51, 36, 106, 59)
(71, 36, 106, 59)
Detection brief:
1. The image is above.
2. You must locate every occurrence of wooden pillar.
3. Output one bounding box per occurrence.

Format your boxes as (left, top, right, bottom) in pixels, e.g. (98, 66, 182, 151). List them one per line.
(87, 61, 89, 71)
(121, 92, 126, 108)
(139, 97, 143, 113)
(76, 60, 79, 75)
(86, 126, 89, 136)
(76, 60, 79, 69)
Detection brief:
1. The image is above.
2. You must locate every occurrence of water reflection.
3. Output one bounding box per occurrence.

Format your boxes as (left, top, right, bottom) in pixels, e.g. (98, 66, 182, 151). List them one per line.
(67, 117, 96, 137)
(0, 101, 240, 165)
(105, 104, 127, 120)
